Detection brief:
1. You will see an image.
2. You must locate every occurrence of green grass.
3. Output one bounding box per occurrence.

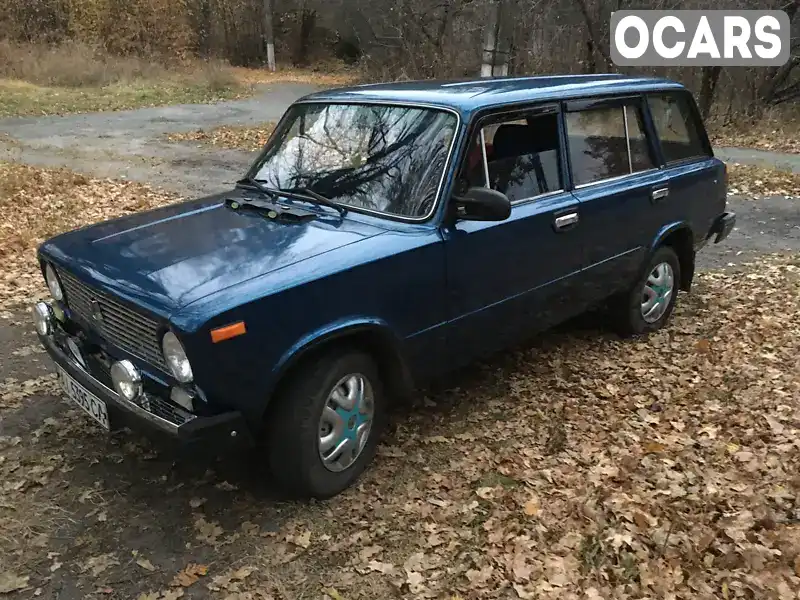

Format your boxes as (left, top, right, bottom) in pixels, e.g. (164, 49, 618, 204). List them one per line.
(0, 78, 245, 117)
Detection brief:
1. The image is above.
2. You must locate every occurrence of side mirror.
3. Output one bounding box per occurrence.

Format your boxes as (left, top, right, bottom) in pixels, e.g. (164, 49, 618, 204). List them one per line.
(452, 187, 511, 222)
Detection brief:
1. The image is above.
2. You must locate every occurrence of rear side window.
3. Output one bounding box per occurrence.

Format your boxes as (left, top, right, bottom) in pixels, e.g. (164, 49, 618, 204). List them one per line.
(461, 111, 562, 202)
(566, 103, 654, 186)
(648, 93, 710, 164)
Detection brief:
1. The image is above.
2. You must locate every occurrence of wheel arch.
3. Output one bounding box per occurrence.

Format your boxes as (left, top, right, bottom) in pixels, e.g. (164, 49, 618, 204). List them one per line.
(266, 319, 414, 416)
(650, 222, 695, 292)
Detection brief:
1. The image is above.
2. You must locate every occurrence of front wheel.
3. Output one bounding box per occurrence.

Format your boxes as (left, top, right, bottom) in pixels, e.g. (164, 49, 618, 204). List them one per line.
(265, 350, 385, 499)
(613, 246, 681, 336)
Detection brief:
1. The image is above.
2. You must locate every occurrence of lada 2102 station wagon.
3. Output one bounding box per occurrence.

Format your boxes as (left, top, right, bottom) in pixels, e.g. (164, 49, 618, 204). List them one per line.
(33, 75, 736, 498)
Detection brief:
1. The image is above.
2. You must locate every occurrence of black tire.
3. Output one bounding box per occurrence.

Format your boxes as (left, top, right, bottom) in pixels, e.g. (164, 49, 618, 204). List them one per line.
(264, 350, 385, 499)
(613, 246, 681, 336)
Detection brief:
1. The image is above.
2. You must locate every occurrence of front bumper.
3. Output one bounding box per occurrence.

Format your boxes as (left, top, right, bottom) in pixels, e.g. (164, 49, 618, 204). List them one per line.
(709, 211, 736, 244)
(39, 330, 253, 447)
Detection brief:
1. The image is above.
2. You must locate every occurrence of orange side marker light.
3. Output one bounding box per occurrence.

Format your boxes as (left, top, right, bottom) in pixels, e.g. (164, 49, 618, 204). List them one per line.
(211, 321, 247, 343)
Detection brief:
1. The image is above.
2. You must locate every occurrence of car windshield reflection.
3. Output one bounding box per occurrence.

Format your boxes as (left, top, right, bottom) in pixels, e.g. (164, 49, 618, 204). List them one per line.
(251, 102, 458, 219)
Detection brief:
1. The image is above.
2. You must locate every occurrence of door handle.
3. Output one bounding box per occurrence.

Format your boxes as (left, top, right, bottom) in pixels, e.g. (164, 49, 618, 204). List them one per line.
(553, 212, 579, 231)
(651, 187, 670, 202)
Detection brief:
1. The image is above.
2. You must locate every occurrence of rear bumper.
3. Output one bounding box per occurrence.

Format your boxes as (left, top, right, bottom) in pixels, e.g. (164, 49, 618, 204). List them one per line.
(39, 330, 253, 448)
(709, 211, 736, 244)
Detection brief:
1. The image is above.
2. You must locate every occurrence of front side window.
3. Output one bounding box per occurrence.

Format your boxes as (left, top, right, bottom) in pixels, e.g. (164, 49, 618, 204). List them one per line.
(566, 103, 655, 186)
(251, 103, 457, 218)
(460, 111, 562, 202)
(648, 93, 710, 164)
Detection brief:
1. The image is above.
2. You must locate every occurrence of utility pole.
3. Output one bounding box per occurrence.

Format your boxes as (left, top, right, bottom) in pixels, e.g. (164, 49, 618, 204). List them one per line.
(263, 0, 276, 71)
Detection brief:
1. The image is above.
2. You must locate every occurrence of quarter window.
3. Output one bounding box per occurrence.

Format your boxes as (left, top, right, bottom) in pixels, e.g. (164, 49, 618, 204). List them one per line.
(566, 103, 655, 186)
(648, 93, 710, 163)
(461, 112, 562, 202)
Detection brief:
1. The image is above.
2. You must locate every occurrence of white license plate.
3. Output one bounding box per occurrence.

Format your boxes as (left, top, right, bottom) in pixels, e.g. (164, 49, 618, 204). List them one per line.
(57, 366, 110, 431)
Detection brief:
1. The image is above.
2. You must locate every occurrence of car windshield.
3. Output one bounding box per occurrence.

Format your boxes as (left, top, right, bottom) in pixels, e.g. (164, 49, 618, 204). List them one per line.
(250, 102, 458, 219)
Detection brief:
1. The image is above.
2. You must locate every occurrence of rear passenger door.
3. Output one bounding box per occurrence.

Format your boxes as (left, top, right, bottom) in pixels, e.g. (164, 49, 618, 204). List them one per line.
(646, 92, 724, 245)
(565, 96, 665, 305)
(442, 105, 582, 368)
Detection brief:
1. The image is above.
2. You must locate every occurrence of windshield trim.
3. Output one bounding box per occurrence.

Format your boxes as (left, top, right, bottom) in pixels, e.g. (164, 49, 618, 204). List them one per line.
(247, 100, 462, 224)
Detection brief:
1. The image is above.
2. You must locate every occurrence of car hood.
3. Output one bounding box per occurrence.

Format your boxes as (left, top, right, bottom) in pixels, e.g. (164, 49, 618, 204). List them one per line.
(40, 191, 385, 317)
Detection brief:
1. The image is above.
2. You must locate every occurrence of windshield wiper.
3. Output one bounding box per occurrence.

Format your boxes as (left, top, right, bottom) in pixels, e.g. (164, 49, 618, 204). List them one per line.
(224, 196, 315, 221)
(235, 176, 279, 201)
(282, 187, 347, 217)
(236, 178, 346, 218)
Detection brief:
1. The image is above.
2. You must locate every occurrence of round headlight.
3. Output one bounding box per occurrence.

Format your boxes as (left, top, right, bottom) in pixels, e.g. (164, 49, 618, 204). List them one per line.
(32, 302, 53, 336)
(45, 264, 64, 302)
(110, 360, 142, 402)
(162, 331, 193, 383)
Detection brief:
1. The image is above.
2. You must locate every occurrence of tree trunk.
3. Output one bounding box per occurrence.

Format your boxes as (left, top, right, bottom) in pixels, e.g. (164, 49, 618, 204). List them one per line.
(263, 0, 276, 71)
(294, 9, 316, 67)
(195, 0, 212, 58)
(575, 0, 612, 72)
(758, 57, 799, 105)
(698, 66, 722, 119)
(583, 39, 596, 74)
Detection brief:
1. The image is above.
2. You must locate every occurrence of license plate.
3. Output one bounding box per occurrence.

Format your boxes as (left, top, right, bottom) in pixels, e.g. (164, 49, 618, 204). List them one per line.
(57, 367, 110, 431)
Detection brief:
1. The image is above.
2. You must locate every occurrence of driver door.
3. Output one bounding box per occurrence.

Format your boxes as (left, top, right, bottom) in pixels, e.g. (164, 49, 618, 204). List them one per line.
(441, 104, 584, 369)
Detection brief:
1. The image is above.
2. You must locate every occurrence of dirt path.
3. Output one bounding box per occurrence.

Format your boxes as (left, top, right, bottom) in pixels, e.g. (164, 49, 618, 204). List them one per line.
(715, 146, 800, 173)
(0, 82, 317, 196)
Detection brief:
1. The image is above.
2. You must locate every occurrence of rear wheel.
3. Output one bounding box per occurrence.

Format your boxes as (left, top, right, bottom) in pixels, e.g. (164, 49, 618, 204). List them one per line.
(265, 350, 385, 499)
(613, 246, 681, 336)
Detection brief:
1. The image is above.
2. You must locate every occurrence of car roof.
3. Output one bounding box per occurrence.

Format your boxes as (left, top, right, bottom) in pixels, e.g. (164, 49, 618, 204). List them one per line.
(298, 74, 686, 116)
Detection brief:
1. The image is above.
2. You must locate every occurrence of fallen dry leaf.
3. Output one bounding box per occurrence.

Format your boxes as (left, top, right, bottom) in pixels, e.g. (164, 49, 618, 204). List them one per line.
(365, 560, 395, 575)
(136, 558, 157, 572)
(170, 563, 208, 588)
(0, 572, 28, 594)
(80, 553, 119, 577)
(523, 495, 540, 516)
(194, 517, 223, 545)
(290, 530, 311, 549)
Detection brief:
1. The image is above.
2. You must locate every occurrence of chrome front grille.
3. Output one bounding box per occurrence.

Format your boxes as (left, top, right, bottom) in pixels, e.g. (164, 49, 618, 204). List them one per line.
(58, 269, 168, 372)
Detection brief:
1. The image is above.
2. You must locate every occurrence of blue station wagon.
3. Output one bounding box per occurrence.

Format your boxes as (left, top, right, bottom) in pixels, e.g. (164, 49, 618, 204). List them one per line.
(33, 75, 735, 498)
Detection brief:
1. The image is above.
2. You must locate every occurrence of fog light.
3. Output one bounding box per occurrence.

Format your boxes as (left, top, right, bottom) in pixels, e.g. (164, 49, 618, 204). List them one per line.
(110, 360, 142, 402)
(170, 386, 195, 412)
(32, 302, 53, 336)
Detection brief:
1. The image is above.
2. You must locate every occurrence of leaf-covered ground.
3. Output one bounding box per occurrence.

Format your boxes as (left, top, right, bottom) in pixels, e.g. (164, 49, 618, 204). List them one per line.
(166, 122, 276, 153)
(726, 164, 800, 200)
(1, 253, 799, 599)
(0, 164, 799, 599)
(709, 122, 800, 155)
(707, 108, 800, 156)
(0, 162, 179, 308)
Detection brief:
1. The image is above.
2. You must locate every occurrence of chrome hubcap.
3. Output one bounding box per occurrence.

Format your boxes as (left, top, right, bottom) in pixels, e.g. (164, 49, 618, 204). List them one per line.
(641, 262, 674, 323)
(318, 373, 374, 472)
